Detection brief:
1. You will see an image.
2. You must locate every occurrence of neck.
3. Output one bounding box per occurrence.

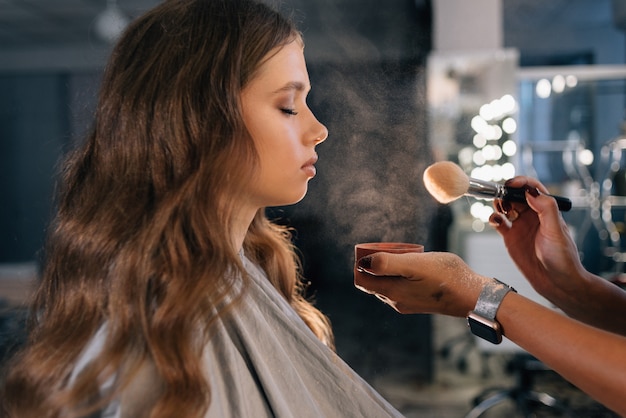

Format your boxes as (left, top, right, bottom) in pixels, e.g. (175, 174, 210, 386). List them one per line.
(231, 207, 258, 253)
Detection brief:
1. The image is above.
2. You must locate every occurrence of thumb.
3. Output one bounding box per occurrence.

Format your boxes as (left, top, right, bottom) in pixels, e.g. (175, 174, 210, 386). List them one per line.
(357, 251, 425, 278)
(489, 211, 512, 236)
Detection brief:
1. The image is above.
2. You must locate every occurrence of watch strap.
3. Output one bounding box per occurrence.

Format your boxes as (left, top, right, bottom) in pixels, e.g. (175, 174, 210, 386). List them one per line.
(472, 278, 516, 321)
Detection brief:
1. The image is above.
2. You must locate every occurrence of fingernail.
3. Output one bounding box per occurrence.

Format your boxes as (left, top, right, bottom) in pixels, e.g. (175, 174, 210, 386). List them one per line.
(490, 215, 502, 226)
(525, 186, 539, 197)
(500, 200, 512, 213)
(357, 256, 373, 272)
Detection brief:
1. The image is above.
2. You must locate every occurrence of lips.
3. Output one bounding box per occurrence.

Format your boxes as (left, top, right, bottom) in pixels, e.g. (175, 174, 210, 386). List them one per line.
(302, 154, 318, 168)
(301, 154, 318, 177)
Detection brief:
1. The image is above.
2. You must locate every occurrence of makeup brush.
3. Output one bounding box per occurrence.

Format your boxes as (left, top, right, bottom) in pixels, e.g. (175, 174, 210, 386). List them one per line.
(423, 161, 572, 212)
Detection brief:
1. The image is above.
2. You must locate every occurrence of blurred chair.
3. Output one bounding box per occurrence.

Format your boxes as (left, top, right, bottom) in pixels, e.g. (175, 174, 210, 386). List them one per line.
(464, 353, 572, 418)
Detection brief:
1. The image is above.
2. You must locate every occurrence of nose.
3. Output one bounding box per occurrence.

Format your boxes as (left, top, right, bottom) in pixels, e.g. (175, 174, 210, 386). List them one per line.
(312, 121, 329, 145)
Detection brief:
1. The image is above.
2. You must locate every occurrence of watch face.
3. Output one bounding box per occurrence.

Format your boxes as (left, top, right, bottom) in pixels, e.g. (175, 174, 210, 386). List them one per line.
(468, 312, 502, 344)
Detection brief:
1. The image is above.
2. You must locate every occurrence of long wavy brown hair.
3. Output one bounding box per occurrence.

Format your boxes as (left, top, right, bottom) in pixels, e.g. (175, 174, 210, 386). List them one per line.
(1, 0, 333, 417)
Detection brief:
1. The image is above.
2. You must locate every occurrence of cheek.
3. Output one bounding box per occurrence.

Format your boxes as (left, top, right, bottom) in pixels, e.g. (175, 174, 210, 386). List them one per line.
(253, 135, 275, 164)
(240, 99, 270, 142)
(257, 127, 297, 158)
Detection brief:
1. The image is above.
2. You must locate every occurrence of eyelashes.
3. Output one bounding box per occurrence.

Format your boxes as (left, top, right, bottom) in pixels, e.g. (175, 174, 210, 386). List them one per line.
(280, 108, 299, 116)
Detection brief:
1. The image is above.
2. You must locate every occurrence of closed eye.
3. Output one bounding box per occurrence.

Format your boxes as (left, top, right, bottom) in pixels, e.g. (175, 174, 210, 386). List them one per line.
(281, 108, 299, 116)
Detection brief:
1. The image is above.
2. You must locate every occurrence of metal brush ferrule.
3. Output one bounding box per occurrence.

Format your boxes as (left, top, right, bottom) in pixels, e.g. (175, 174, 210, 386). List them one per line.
(467, 178, 505, 200)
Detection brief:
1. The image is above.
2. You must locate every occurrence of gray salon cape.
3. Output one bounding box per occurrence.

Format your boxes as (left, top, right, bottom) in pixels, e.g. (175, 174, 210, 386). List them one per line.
(72, 253, 404, 417)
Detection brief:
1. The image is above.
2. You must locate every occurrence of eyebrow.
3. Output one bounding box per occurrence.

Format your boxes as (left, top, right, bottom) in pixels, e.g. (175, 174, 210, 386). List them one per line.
(272, 81, 310, 94)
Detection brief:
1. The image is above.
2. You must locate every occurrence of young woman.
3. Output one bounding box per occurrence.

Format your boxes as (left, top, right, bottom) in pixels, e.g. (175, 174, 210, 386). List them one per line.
(1, 1, 403, 417)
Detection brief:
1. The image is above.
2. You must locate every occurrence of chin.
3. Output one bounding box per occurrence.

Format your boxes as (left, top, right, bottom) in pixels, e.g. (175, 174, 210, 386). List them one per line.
(275, 189, 309, 207)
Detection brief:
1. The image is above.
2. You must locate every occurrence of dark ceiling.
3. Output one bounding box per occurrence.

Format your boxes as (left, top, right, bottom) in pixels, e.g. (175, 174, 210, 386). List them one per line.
(0, 0, 615, 49)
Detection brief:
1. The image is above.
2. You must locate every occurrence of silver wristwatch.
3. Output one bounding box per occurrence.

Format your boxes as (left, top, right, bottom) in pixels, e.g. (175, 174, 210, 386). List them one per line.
(467, 278, 516, 344)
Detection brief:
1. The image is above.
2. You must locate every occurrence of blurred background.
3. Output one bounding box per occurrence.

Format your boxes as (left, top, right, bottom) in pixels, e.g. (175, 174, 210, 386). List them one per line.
(1, 0, 625, 416)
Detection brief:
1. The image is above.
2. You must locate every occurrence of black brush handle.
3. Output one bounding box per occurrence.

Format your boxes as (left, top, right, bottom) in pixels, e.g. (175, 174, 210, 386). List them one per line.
(504, 187, 572, 212)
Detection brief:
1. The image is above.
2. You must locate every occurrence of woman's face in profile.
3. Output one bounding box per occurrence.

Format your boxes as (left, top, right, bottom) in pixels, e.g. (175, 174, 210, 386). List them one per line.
(240, 40, 328, 211)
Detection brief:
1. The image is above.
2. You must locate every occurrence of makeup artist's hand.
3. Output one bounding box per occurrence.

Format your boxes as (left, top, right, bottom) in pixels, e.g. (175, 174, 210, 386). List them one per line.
(489, 176, 584, 303)
(354, 251, 489, 318)
(490, 176, 626, 335)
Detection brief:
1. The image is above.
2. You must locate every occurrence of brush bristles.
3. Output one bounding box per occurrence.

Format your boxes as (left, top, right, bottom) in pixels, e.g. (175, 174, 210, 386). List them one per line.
(423, 161, 470, 204)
